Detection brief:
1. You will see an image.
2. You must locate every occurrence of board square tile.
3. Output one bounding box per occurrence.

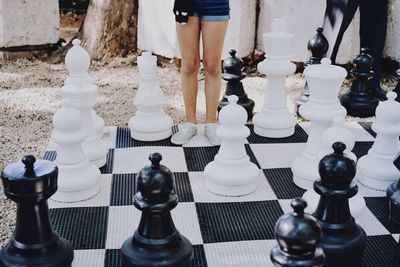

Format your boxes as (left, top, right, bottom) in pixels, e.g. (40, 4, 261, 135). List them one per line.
(43, 150, 57, 161)
(113, 146, 187, 173)
(362, 235, 398, 267)
(49, 174, 112, 209)
(247, 124, 308, 144)
(101, 149, 115, 174)
(104, 249, 121, 267)
(366, 197, 400, 234)
(263, 168, 305, 199)
(72, 249, 105, 267)
(345, 121, 375, 141)
(204, 240, 276, 267)
(250, 143, 306, 169)
(49, 206, 109, 250)
(189, 172, 277, 203)
(192, 244, 208, 267)
(106, 203, 203, 249)
(359, 121, 376, 138)
(115, 127, 178, 148)
(353, 141, 374, 159)
(196, 201, 284, 243)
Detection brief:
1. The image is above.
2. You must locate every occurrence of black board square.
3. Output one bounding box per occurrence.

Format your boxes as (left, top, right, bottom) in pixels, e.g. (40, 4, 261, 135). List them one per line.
(247, 124, 308, 144)
(358, 121, 376, 138)
(104, 249, 121, 267)
(49, 207, 108, 250)
(366, 197, 400, 234)
(362, 235, 398, 267)
(352, 141, 374, 159)
(101, 149, 115, 174)
(196, 201, 283, 243)
(43, 150, 57, 161)
(115, 127, 179, 148)
(263, 168, 306, 199)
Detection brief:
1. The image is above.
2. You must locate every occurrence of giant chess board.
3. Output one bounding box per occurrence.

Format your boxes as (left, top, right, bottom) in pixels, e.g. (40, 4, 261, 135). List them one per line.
(43, 122, 399, 267)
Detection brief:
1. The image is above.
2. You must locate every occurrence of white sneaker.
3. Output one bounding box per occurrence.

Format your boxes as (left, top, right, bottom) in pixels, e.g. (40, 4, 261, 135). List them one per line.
(204, 123, 221, 146)
(171, 122, 198, 145)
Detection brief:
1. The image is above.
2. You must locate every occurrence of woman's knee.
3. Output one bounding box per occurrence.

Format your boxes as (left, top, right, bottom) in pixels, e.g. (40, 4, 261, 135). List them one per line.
(203, 60, 221, 77)
(181, 58, 200, 75)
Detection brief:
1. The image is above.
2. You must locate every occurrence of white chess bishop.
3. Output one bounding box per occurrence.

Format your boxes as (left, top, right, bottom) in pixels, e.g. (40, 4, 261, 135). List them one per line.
(51, 99, 101, 202)
(292, 58, 347, 189)
(128, 51, 173, 141)
(62, 40, 108, 168)
(303, 116, 366, 218)
(64, 39, 105, 139)
(205, 95, 259, 196)
(357, 91, 400, 190)
(253, 18, 296, 138)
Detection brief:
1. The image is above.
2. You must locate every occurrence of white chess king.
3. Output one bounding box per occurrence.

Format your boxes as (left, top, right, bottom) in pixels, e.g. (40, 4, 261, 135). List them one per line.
(205, 95, 259, 196)
(128, 52, 173, 141)
(253, 18, 296, 138)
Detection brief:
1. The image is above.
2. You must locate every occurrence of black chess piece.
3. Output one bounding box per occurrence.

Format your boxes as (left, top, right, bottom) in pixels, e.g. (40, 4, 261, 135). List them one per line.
(218, 49, 255, 121)
(340, 47, 379, 118)
(313, 142, 366, 267)
(295, 27, 329, 113)
(0, 155, 74, 267)
(389, 190, 400, 229)
(120, 153, 193, 267)
(386, 152, 400, 199)
(393, 69, 400, 102)
(270, 198, 325, 267)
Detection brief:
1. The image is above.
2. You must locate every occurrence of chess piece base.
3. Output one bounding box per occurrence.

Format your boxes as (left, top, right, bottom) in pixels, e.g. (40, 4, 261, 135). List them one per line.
(205, 156, 259, 196)
(130, 128, 172, 142)
(128, 112, 173, 141)
(303, 188, 366, 218)
(271, 246, 325, 267)
(253, 108, 296, 138)
(82, 136, 108, 168)
(120, 234, 193, 267)
(357, 155, 399, 190)
(0, 236, 74, 267)
(340, 94, 378, 118)
(51, 161, 101, 202)
(292, 154, 319, 190)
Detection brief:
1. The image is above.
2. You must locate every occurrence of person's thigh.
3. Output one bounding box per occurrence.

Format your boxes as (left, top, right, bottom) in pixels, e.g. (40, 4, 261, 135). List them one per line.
(176, 16, 201, 72)
(201, 20, 228, 73)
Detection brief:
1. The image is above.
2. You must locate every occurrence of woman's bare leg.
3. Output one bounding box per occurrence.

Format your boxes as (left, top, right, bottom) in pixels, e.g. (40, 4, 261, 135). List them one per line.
(176, 16, 201, 124)
(201, 20, 228, 123)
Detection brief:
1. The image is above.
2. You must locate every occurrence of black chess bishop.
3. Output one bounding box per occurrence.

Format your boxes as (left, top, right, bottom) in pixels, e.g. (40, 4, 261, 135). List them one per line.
(340, 47, 379, 118)
(313, 142, 366, 267)
(120, 153, 193, 267)
(218, 49, 255, 121)
(271, 198, 325, 267)
(0, 155, 74, 267)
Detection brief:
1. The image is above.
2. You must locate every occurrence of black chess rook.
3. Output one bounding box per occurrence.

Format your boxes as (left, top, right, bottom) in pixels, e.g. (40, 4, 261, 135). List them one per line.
(313, 142, 366, 267)
(271, 198, 325, 267)
(0, 155, 74, 267)
(340, 47, 379, 118)
(120, 153, 193, 267)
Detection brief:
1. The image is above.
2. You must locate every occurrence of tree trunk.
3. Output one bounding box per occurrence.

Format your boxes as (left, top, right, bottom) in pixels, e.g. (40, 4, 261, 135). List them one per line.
(81, 0, 138, 59)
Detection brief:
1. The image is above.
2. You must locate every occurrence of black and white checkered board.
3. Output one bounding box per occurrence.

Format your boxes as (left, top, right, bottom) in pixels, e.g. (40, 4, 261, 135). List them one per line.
(42, 121, 399, 267)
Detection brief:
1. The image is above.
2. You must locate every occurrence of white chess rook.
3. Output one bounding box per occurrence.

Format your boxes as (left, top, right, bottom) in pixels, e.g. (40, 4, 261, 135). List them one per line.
(357, 91, 400, 190)
(64, 39, 105, 139)
(292, 58, 347, 189)
(205, 95, 259, 196)
(51, 99, 101, 202)
(303, 116, 366, 218)
(128, 51, 173, 141)
(253, 18, 296, 138)
(62, 39, 108, 167)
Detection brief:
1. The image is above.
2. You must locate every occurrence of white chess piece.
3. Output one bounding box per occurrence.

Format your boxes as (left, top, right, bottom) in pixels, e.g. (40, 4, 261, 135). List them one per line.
(64, 39, 105, 138)
(357, 91, 400, 190)
(303, 116, 366, 218)
(128, 52, 173, 141)
(51, 99, 101, 202)
(253, 18, 296, 138)
(292, 58, 347, 189)
(205, 95, 259, 196)
(62, 39, 108, 167)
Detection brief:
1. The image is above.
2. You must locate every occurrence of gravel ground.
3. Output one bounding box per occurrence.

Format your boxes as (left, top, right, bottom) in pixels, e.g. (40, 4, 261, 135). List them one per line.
(0, 56, 397, 247)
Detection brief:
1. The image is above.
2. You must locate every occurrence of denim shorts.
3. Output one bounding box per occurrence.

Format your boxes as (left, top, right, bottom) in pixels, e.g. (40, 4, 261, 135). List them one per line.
(192, 0, 230, 21)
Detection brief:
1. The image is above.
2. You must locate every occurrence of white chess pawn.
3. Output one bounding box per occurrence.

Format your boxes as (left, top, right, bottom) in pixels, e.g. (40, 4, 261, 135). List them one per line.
(205, 95, 259, 196)
(128, 52, 173, 141)
(357, 91, 400, 190)
(303, 116, 366, 218)
(64, 39, 105, 138)
(292, 58, 347, 189)
(61, 82, 108, 167)
(51, 99, 101, 202)
(253, 18, 296, 138)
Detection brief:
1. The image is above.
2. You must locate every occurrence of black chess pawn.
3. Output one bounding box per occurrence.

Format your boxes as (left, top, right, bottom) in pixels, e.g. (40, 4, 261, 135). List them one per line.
(0, 155, 74, 267)
(389, 190, 400, 229)
(120, 153, 193, 267)
(295, 27, 329, 112)
(313, 142, 366, 267)
(340, 47, 379, 118)
(386, 152, 400, 199)
(393, 69, 400, 102)
(270, 198, 325, 267)
(218, 49, 255, 121)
